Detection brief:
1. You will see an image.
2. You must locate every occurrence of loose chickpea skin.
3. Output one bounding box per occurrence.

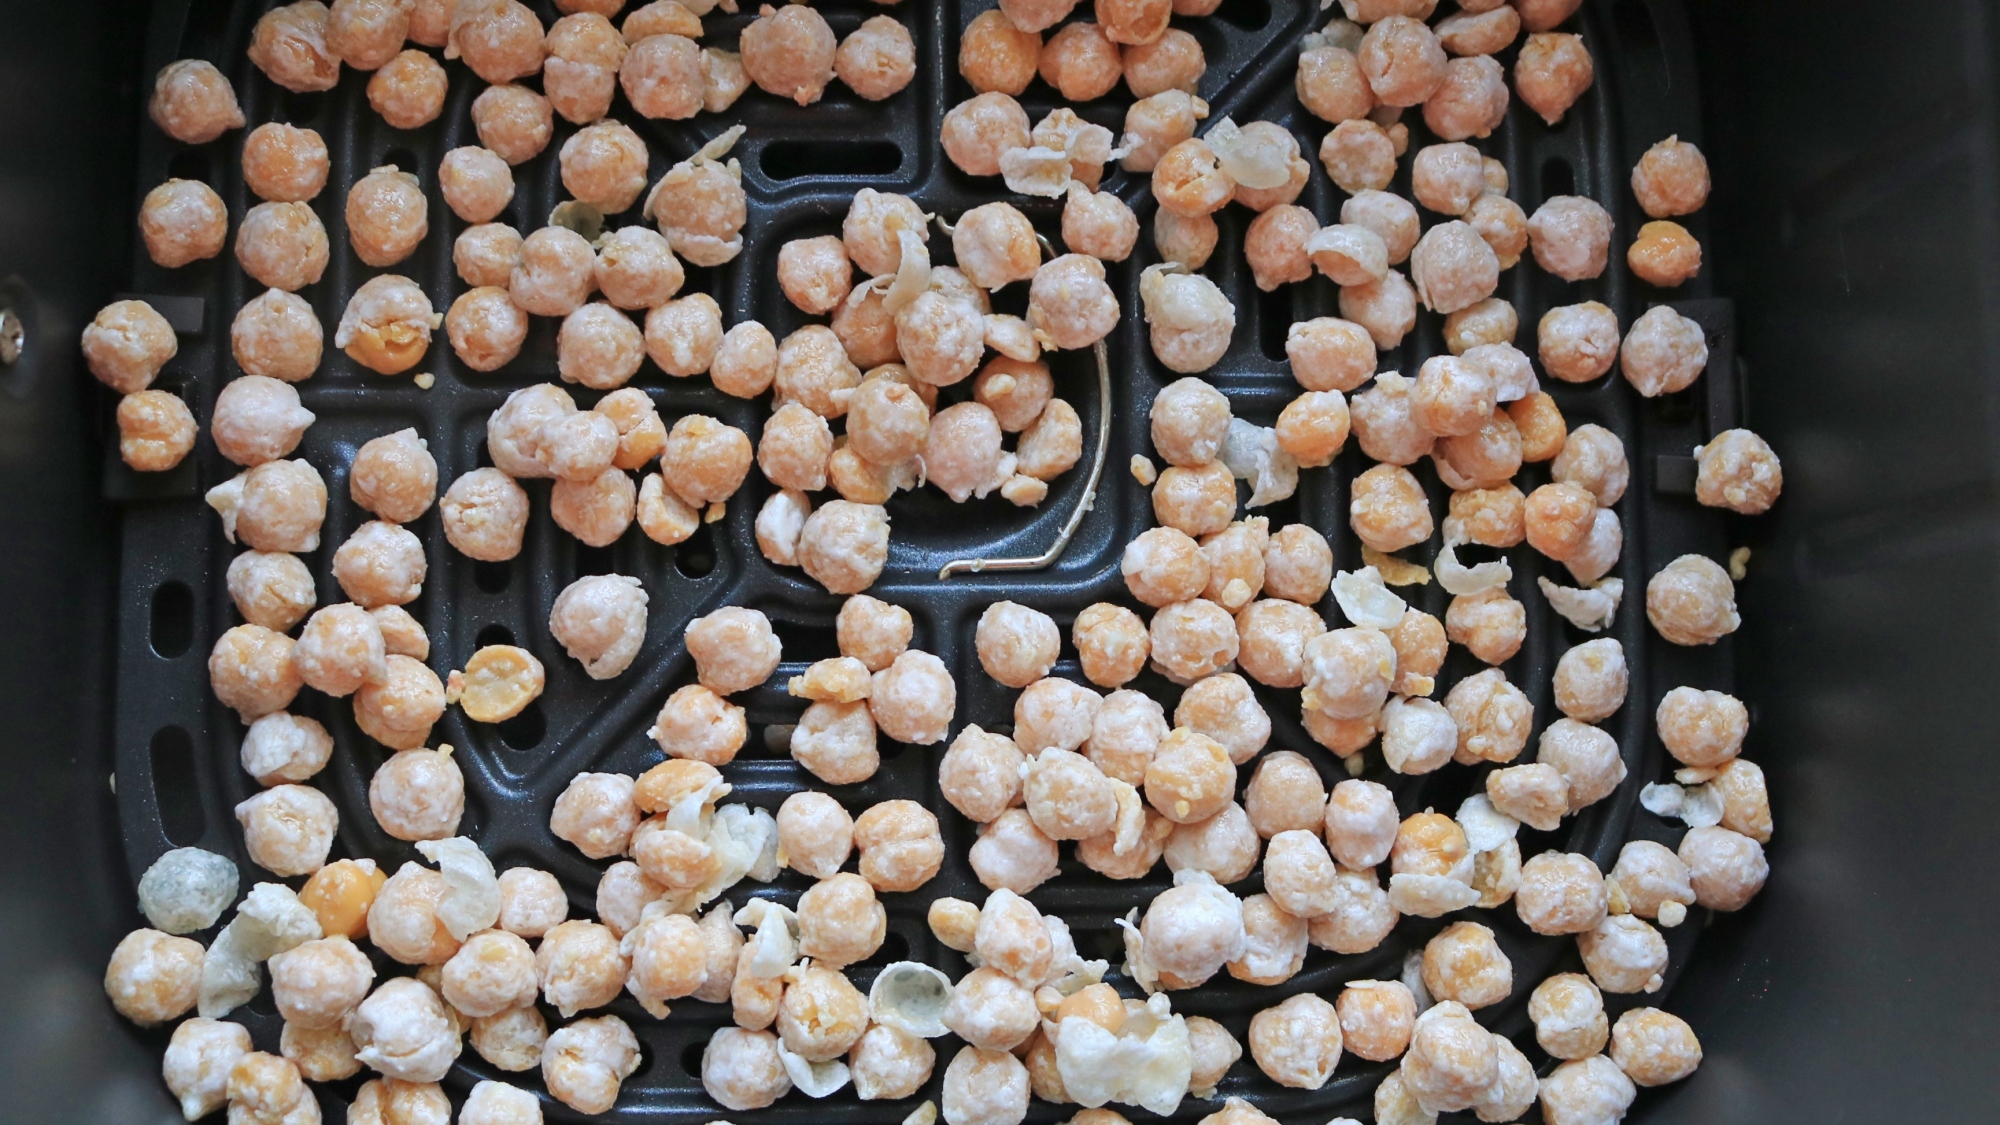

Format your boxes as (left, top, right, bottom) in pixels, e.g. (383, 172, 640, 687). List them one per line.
(1248, 992, 1343, 1090)
(139, 178, 227, 270)
(368, 49, 448, 129)
(1647, 554, 1740, 646)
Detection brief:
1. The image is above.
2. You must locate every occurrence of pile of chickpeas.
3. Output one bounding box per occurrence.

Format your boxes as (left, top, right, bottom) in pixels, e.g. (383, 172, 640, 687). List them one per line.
(98, 0, 1788, 1122)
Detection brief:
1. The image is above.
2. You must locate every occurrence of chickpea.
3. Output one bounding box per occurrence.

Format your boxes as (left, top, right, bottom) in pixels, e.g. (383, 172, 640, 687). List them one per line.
(1346, 462, 1430, 552)
(796, 500, 889, 595)
(1312, 864, 1401, 953)
(1647, 554, 1739, 646)
(1147, 598, 1237, 685)
(1175, 672, 1265, 764)
(1151, 460, 1237, 539)
(248, 1, 339, 92)
(331, 519, 426, 609)
(366, 747, 461, 843)
(532, 919, 628, 1019)
(930, 725, 1027, 826)
(1512, 850, 1609, 937)
(1058, 184, 1137, 264)
(1150, 139, 1233, 220)
(924, 401, 1005, 501)
(966, 601, 1057, 689)
(737, 2, 835, 105)
(339, 430, 435, 527)
(1525, 194, 1612, 283)
(137, 178, 226, 270)
(109, 388, 196, 473)
(1247, 992, 1343, 1089)
(267, 935, 375, 1031)
(1605, 1007, 1703, 1088)
(548, 572, 649, 679)
(1140, 869, 1252, 988)
(958, 8, 1039, 95)
(165, 1017, 257, 1119)
(1201, 520, 1268, 611)
(1620, 305, 1710, 399)
(1516, 30, 1595, 127)
(1605, 840, 1695, 926)
(367, 49, 448, 129)
(702, 1025, 791, 1110)
(1689, 431, 1787, 522)
(103, 927, 203, 1026)
(341, 167, 425, 270)
(453, 223, 524, 290)
(470, 83, 554, 165)
(1224, 889, 1306, 986)
(544, 772, 636, 861)
(463, 1005, 545, 1074)
(459, 1080, 544, 1125)
(1633, 135, 1711, 217)
(232, 202, 329, 296)
(1297, 42, 1371, 124)
(970, 808, 1061, 894)
(1120, 90, 1203, 177)
(1031, 20, 1117, 101)
(225, 1051, 323, 1125)
(222, 297, 322, 398)
(544, 13, 627, 124)
(150, 60, 244, 149)
(940, 1044, 1030, 1125)
(835, 15, 916, 100)
(768, 792, 853, 883)
(618, 32, 704, 120)
(1656, 685, 1747, 768)
(1160, 797, 1255, 884)
(946, 964, 1042, 1054)
(1533, 305, 1618, 388)
(1012, 676, 1099, 758)
(676, 607, 777, 699)
(852, 798, 943, 891)
(1679, 824, 1768, 911)
(288, 604, 381, 701)
(1625, 219, 1701, 288)
(941, 91, 1031, 178)
(1357, 19, 1446, 108)
(437, 468, 527, 562)
(483, 868, 566, 941)
(548, 467, 633, 547)
(1421, 54, 1508, 141)
(542, 1014, 641, 1116)
(1579, 912, 1669, 994)
(204, 623, 298, 724)
(444, 0, 542, 83)
(1119, 26, 1201, 100)
(1118, 526, 1205, 607)
(1145, 378, 1230, 469)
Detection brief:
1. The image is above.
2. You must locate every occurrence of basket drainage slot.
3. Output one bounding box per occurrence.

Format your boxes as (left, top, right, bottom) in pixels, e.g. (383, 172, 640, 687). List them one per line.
(150, 581, 194, 658)
(150, 726, 205, 846)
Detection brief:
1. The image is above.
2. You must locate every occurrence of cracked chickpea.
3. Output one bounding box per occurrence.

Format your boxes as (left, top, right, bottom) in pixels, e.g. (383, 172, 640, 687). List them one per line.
(1230, 892, 1309, 985)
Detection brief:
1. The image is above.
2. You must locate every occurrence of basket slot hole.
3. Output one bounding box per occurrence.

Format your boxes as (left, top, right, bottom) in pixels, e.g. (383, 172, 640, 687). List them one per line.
(150, 726, 206, 846)
(167, 149, 212, 184)
(674, 525, 717, 578)
(475, 624, 516, 648)
(680, 1039, 706, 1079)
(474, 560, 512, 593)
(498, 700, 547, 750)
(771, 618, 839, 663)
(575, 543, 616, 579)
(758, 140, 903, 181)
(150, 581, 195, 658)
(1541, 156, 1576, 200)
(1258, 286, 1292, 363)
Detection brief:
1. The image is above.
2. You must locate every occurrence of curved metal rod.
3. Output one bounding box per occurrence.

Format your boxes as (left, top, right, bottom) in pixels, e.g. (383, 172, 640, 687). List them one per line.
(939, 337, 1113, 579)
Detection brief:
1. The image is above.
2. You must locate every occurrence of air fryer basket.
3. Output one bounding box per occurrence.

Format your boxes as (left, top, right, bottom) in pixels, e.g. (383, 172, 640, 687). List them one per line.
(5, 0, 1994, 1122)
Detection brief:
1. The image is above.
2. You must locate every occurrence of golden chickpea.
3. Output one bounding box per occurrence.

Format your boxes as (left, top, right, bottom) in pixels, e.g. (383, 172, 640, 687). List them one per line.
(1633, 135, 1711, 217)
(1347, 462, 1432, 553)
(345, 166, 427, 268)
(1152, 138, 1235, 218)
(1515, 30, 1595, 125)
(140, 178, 226, 269)
(1628, 219, 1702, 287)
(367, 49, 448, 128)
(468, 1006, 546, 1073)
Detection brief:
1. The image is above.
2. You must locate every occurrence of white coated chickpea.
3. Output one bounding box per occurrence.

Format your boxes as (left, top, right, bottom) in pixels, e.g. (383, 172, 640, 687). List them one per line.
(1553, 638, 1629, 723)
(459, 1080, 542, 1125)
(440, 468, 529, 562)
(1579, 913, 1668, 994)
(685, 606, 781, 695)
(231, 289, 322, 383)
(511, 226, 597, 318)
(939, 726, 1026, 823)
(367, 49, 448, 129)
(548, 573, 648, 679)
(369, 746, 463, 842)
(1633, 135, 1711, 217)
(798, 872, 887, 969)
(941, 1044, 1030, 1125)
(293, 603, 385, 698)
(1165, 800, 1259, 884)
(1621, 304, 1709, 397)
(1531, 971, 1609, 1060)
(703, 1026, 791, 1110)
(543, 1014, 641, 1115)
(976, 601, 1060, 688)
(351, 654, 445, 750)
(969, 808, 1061, 894)
(456, 223, 525, 289)
(1679, 825, 1768, 911)
(235, 201, 330, 292)
(349, 429, 436, 524)
(348, 976, 461, 1082)
(165, 1018, 253, 1119)
(439, 147, 515, 224)
(236, 783, 338, 876)
(1611, 1007, 1703, 1086)
(1249, 991, 1343, 1089)
(269, 935, 374, 1029)
(1242, 750, 1326, 838)
(140, 178, 227, 270)
(1230, 893, 1308, 986)
(550, 772, 638, 859)
(1015, 676, 1103, 756)
(1149, 598, 1239, 684)
(1647, 554, 1740, 646)
(1539, 1055, 1637, 1125)
(1337, 980, 1416, 1063)
(854, 799, 944, 891)
(537, 920, 629, 1018)
(224, 1051, 318, 1125)
(333, 519, 426, 608)
(1150, 377, 1231, 467)
(1307, 865, 1398, 954)
(1152, 461, 1237, 540)
(495, 868, 567, 939)
(1176, 671, 1269, 763)
(777, 791, 854, 880)
(870, 648, 956, 744)
(946, 965, 1038, 1052)
(104, 927, 204, 1026)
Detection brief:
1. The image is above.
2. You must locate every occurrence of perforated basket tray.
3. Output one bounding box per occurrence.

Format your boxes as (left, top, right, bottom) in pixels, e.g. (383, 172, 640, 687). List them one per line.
(106, 0, 1745, 1119)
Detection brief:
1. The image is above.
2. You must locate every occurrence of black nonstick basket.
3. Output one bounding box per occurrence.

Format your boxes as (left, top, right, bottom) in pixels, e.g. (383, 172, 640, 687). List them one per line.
(2, 0, 1992, 1122)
